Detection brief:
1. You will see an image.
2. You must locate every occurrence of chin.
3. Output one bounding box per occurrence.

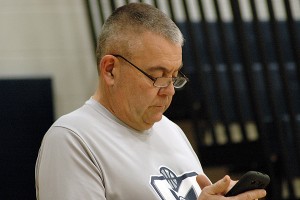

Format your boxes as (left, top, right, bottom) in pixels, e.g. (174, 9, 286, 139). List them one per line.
(143, 108, 165, 126)
(151, 113, 164, 123)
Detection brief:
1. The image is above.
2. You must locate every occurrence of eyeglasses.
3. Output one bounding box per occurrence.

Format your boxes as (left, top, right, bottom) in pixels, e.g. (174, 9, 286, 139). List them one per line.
(112, 54, 189, 89)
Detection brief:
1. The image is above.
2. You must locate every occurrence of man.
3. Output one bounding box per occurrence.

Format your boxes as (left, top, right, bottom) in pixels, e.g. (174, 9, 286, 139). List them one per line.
(35, 3, 266, 200)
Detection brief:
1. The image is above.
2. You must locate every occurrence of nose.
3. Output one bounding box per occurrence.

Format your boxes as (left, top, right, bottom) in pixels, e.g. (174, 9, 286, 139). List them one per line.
(158, 82, 175, 96)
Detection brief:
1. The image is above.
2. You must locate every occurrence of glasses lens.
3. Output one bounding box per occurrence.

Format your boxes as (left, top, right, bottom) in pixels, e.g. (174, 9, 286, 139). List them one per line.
(154, 77, 172, 88)
(154, 77, 187, 88)
(173, 77, 187, 88)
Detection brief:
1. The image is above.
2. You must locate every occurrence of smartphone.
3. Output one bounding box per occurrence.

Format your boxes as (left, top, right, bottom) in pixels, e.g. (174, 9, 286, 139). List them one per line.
(225, 171, 270, 197)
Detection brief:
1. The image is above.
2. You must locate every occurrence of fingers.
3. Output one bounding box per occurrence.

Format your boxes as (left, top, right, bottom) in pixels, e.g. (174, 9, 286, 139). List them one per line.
(236, 189, 267, 200)
(208, 175, 231, 195)
(197, 175, 231, 200)
(196, 174, 212, 189)
(196, 175, 266, 200)
(199, 175, 231, 195)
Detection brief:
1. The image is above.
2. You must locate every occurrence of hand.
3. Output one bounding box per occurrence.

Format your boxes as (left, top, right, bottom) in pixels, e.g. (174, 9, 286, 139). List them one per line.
(196, 174, 267, 200)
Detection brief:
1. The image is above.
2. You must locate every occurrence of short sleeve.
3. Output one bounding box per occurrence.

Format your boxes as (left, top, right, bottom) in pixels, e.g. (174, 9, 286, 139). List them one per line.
(35, 126, 106, 200)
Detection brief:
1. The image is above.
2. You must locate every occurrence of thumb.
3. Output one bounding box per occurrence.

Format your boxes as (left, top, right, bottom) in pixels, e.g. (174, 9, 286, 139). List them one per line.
(196, 174, 212, 189)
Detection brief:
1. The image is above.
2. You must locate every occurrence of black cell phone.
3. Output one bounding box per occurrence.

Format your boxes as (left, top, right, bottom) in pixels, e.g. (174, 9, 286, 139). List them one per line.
(225, 171, 270, 197)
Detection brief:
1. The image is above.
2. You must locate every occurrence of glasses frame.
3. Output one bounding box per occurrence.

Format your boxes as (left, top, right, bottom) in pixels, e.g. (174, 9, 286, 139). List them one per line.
(112, 54, 189, 88)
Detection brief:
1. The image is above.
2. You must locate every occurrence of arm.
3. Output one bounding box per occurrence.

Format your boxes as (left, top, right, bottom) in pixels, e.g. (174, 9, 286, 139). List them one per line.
(196, 174, 267, 200)
(35, 126, 105, 200)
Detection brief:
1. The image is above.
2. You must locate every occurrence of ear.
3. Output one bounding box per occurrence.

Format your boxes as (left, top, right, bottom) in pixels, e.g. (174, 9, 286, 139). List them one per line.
(99, 55, 117, 85)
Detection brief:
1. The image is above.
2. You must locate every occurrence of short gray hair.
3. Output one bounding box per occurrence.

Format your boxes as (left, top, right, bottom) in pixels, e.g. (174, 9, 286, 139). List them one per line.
(95, 3, 184, 69)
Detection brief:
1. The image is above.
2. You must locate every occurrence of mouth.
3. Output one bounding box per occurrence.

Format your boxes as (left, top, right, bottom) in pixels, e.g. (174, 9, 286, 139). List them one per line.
(152, 105, 166, 109)
(151, 105, 167, 113)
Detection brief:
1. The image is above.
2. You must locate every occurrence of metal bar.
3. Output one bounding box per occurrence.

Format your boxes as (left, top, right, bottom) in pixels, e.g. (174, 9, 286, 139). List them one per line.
(167, 0, 175, 21)
(212, 0, 248, 140)
(97, 0, 105, 25)
(282, 0, 300, 170)
(249, 0, 284, 197)
(181, 0, 218, 144)
(283, 0, 300, 84)
(196, 0, 232, 142)
(152, 0, 159, 8)
(266, 0, 297, 197)
(167, 0, 206, 148)
(84, 0, 98, 49)
(109, 0, 116, 11)
(229, 0, 264, 141)
(229, 2, 283, 190)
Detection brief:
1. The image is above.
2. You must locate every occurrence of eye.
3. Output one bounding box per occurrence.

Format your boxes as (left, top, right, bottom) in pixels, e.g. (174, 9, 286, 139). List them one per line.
(172, 71, 179, 78)
(150, 72, 164, 78)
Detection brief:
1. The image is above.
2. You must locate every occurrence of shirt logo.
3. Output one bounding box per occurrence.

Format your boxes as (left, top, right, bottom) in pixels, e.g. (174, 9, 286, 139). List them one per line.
(150, 166, 201, 200)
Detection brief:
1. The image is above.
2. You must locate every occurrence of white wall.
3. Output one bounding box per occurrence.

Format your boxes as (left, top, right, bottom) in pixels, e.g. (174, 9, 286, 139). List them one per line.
(0, 0, 97, 118)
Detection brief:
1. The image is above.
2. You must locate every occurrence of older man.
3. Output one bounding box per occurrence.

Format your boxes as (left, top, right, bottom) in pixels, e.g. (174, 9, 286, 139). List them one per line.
(35, 3, 266, 200)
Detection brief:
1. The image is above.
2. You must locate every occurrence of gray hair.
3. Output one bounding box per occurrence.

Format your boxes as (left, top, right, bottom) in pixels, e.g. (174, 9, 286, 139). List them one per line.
(95, 3, 184, 69)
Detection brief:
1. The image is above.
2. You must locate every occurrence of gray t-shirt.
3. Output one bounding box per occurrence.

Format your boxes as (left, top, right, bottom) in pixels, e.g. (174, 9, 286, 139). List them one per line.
(36, 98, 204, 200)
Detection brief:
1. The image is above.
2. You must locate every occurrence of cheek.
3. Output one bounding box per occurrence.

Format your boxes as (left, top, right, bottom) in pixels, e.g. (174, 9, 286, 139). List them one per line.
(165, 96, 173, 110)
(132, 86, 155, 110)
(119, 80, 154, 111)
(116, 72, 159, 111)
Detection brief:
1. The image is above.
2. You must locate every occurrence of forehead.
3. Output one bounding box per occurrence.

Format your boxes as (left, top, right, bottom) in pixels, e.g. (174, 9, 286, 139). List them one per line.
(129, 31, 182, 71)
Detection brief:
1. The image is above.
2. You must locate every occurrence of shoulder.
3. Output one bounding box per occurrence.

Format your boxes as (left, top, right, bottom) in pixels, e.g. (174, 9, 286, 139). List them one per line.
(52, 101, 106, 133)
(39, 104, 98, 149)
(54, 105, 94, 126)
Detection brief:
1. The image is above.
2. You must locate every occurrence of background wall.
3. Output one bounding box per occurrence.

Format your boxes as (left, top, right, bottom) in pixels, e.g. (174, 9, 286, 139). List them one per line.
(0, 0, 97, 118)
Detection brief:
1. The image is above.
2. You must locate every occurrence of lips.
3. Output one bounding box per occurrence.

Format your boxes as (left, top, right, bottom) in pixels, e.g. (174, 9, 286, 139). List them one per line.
(151, 105, 167, 112)
(153, 102, 168, 108)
